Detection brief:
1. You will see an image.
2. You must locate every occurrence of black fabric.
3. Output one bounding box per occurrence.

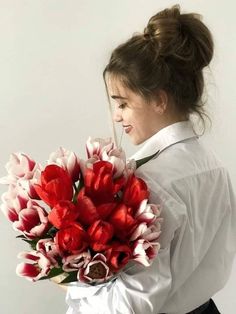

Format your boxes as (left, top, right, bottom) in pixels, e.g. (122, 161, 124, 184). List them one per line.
(186, 299, 221, 314)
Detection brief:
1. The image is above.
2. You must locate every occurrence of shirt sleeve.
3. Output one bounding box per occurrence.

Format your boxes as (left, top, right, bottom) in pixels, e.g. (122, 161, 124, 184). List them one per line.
(66, 245, 172, 314)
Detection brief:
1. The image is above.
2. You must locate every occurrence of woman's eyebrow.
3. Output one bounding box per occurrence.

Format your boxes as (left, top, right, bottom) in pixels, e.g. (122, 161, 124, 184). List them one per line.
(111, 95, 128, 100)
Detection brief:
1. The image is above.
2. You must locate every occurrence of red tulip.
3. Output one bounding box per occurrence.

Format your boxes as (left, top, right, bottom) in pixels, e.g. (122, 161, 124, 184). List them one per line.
(76, 189, 117, 226)
(96, 202, 117, 220)
(87, 220, 114, 251)
(34, 164, 73, 208)
(76, 188, 100, 226)
(109, 204, 136, 240)
(55, 222, 88, 254)
(48, 200, 79, 229)
(84, 161, 125, 205)
(123, 174, 149, 210)
(106, 242, 131, 271)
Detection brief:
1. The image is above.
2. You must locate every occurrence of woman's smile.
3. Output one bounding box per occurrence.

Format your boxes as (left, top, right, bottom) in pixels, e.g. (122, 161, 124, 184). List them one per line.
(123, 125, 133, 134)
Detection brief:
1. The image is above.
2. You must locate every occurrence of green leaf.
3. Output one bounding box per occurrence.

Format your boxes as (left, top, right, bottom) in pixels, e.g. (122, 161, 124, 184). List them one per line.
(47, 267, 65, 278)
(16, 235, 27, 239)
(39, 267, 65, 281)
(60, 271, 78, 283)
(135, 150, 159, 169)
(47, 226, 58, 237)
(22, 238, 38, 250)
(77, 175, 84, 191)
(73, 174, 84, 204)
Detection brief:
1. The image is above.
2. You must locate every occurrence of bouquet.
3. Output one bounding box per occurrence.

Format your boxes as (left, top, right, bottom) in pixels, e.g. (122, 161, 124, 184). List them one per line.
(0, 137, 162, 285)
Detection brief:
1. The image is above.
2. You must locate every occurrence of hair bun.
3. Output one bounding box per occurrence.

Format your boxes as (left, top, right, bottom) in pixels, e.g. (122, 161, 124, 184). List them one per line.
(143, 5, 214, 72)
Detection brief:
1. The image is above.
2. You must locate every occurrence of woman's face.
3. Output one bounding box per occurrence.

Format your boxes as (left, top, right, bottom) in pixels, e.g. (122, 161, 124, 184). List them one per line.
(106, 76, 162, 145)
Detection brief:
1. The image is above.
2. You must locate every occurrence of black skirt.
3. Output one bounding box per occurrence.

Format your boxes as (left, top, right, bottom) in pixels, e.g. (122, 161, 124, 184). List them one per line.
(186, 299, 221, 314)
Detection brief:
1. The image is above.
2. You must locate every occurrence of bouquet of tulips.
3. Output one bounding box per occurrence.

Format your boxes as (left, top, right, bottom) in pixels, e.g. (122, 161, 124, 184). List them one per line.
(0, 137, 162, 285)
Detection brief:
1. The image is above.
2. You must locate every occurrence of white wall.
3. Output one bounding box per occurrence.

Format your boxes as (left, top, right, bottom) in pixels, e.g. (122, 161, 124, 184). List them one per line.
(0, 1, 235, 313)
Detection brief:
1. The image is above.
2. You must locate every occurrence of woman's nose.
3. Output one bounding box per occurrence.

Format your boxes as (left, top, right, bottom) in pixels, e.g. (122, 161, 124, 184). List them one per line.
(113, 108, 123, 123)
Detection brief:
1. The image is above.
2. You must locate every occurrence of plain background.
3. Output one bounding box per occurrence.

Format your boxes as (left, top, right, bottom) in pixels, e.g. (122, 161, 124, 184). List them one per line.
(0, 1, 235, 313)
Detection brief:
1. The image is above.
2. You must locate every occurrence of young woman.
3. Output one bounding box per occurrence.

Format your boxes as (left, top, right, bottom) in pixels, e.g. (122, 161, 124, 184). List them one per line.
(65, 5, 236, 313)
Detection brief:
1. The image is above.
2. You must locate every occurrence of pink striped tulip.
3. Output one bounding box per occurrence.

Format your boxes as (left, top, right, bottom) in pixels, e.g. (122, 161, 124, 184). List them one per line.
(132, 239, 160, 266)
(86, 137, 114, 159)
(0, 153, 40, 184)
(1, 184, 28, 222)
(135, 199, 161, 224)
(48, 147, 80, 182)
(79, 253, 111, 283)
(36, 238, 60, 267)
(13, 200, 49, 239)
(16, 251, 52, 281)
(101, 147, 126, 178)
(62, 251, 91, 272)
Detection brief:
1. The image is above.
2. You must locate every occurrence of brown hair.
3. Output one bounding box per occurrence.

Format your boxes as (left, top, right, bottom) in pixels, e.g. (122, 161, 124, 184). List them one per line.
(103, 4, 214, 130)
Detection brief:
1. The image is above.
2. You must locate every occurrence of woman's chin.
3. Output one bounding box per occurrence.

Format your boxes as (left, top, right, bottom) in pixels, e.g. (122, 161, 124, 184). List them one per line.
(129, 135, 144, 146)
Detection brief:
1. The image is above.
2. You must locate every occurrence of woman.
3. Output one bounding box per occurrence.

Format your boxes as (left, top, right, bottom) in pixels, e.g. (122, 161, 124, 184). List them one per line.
(65, 5, 236, 313)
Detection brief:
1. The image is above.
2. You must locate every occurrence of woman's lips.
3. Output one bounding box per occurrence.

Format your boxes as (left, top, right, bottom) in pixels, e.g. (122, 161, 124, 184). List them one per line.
(123, 125, 132, 134)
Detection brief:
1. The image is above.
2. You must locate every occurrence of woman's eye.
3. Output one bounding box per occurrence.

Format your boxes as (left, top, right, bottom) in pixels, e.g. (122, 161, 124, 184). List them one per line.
(118, 103, 127, 109)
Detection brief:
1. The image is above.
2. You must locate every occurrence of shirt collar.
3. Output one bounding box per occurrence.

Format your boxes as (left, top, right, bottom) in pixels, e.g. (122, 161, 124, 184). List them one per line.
(130, 120, 199, 160)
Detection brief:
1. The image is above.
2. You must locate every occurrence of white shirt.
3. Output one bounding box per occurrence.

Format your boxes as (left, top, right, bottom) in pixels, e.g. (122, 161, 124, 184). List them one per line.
(66, 121, 236, 314)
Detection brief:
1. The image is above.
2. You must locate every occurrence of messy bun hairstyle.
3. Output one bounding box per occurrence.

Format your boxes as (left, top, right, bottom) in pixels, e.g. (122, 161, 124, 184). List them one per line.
(103, 5, 214, 128)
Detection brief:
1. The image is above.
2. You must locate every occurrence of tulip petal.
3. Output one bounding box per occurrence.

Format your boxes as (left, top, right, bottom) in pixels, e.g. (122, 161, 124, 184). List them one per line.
(16, 262, 40, 279)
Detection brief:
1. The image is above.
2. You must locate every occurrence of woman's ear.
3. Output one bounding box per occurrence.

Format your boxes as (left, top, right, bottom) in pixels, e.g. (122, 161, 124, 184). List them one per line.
(153, 89, 168, 115)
